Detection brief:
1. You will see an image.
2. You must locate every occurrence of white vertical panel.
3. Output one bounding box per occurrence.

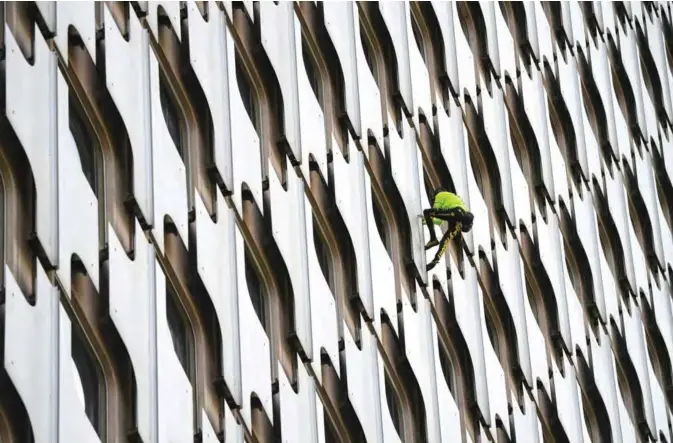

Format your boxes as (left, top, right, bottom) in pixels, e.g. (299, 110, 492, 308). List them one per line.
(571, 182, 606, 322)
(5, 22, 59, 265)
(103, 6, 154, 224)
(604, 167, 636, 295)
(145, 1, 182, 42)
(278, 363, 320, 443)
(519, 66, 555, 198)
(58, 306, 103, 443)
(108, 222, 156, 443)
(378, 2, 413, 115)
(387, 117, 424, 276)
(54, 2, 96, 64)
(269, 164, 312, 358)
(194, 192, 242, 406)
(303, 194, 340, 381)
(365, 176, 398, 338)
(148, 49, 189, 253)
(234, 226, 274, 429)
(481, 84, 516, 226)
(401, 288, 441, 442)
(552, 360, 584, 443)
(55, 70, 100, 296)
(332, 144, 374, 320)
(557, 51, 590, 181)
(588, 328, 624, 443)
(479, 291, 510, 436)
(344, 326, 384, 443)
(432, 323, 462, 443)
(633, 148, 665, 268)
(323, 1, 361, 137)
(225, 21, 264, 215)
(621, 304, 656, 435)
(4, 267, 59, 443)
(494, 236, 532, 386)
(535, 207, 572, 351)
(449, 251, 491, 421)
(187, 2, 233, 195)
(154, 259, 194, 443)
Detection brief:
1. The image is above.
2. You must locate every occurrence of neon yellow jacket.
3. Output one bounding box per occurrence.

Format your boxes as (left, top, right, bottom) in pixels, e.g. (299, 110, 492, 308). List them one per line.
(426, 191, 468, 225)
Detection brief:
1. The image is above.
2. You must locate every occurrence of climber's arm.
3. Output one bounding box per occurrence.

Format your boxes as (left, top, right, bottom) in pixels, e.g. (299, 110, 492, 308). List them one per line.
(422, 208, 445, 226)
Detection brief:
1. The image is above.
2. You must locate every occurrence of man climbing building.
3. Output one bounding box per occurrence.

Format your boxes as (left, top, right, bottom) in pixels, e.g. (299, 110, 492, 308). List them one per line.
(423, 188, 474, 271)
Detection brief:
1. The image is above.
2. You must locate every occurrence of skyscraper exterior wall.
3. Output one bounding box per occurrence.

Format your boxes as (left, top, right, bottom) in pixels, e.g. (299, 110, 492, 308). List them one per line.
(1, 1, 673, 442)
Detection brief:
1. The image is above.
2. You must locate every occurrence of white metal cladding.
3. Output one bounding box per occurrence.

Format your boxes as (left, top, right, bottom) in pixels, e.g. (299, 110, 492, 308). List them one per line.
(1, 2, 673, 443)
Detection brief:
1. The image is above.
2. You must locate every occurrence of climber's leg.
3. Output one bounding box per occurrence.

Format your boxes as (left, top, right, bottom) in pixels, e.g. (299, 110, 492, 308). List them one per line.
(423, 208, 441, 250)
(427, 221, 462, 271)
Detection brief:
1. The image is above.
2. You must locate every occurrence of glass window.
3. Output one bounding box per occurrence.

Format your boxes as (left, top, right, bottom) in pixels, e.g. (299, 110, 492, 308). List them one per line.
(384, 372, 404, 439)
(71, 325, 104, 438)
(313, 218, 334, 294)
(159, 77, 184, 159)
(235, 53, 259, 131)
(302, 37, 322, 106)
(411, 15, 426, 62)
(372, 192, 389, 252)
(245, 247, 269, 333)
(69, 98, 98, 196)
(166, 285, 193, 379)
(437, 337, 456, 398)
(484, 304, 501, 355)
(360, 20, 378, 84)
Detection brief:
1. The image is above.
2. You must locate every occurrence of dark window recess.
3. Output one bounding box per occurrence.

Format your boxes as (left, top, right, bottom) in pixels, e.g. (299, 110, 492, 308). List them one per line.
(360, 23, 378, 83)
(71, 327, 104, 438)
(245, 248, 268, 332)
(385, 373, 404, 439)
(372, 194, 389, 251)
(159, 77, 184, 159)
(411, 16, 426, 62)
(302, 37, 322, 105)
(274, 86, 285, 141)
(235, 53, 258, 131)
(484, 306, 500, 352)
(166, 285, 192, 378)
(437, 339, 455, 397)
(69, 99, 98, 196)
(313, 219, 334, 293)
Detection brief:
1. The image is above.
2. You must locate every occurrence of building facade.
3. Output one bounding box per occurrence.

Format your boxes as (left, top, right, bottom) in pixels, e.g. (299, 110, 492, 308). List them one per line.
(1, 1, 673, 442)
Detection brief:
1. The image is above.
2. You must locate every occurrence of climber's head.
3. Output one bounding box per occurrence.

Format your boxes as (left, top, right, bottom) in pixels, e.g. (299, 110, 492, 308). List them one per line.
(433, 187, 447, 201)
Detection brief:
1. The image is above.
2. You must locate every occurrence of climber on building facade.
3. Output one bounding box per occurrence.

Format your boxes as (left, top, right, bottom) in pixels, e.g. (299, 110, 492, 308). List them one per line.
(423, 188, 474, 271)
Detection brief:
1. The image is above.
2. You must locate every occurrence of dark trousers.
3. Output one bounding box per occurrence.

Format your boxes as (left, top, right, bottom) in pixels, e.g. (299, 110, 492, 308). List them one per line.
(424, 208, 474, 268)
(424, 208, 474, 241)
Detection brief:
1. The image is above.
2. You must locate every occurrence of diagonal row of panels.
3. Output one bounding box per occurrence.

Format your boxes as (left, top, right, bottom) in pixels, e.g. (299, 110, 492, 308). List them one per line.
(0, 1, 673, 443)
